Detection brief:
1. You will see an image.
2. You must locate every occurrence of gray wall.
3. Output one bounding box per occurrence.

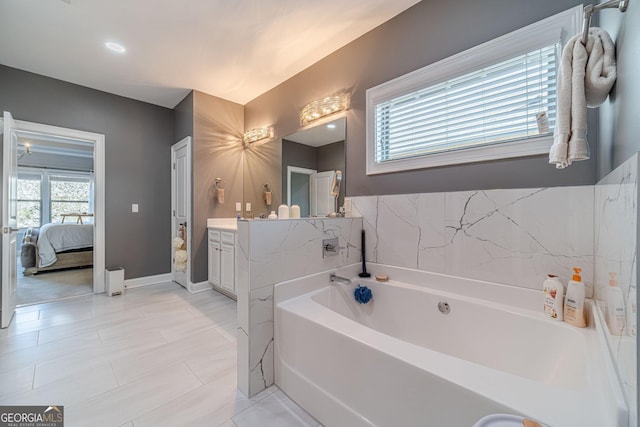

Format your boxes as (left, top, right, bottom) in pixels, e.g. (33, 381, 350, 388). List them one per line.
(281, 139, 316, 205)
(598, 2, 640, 179)
(173, 91, 194, 143)
(244, 138, 282, 217)
(191, 91, 244, 283)
(0, 64, 174, 279)
(244, 0, 594, 196)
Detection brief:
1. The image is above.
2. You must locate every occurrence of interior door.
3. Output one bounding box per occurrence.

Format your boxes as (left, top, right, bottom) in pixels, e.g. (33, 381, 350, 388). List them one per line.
(171, 137, 191, 289)
(2, 111, 18, 328)
(315, 171, 335, 217)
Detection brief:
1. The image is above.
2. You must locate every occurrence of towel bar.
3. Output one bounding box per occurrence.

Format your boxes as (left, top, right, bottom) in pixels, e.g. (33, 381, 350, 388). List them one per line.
(581, 0, 629, 44)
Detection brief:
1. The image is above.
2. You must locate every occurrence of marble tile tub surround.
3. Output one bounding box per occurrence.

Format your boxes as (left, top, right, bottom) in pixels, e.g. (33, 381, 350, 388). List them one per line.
(236, 217, 363, 397)
(351, 186, 594, 291)
(595, 153, 638, 422)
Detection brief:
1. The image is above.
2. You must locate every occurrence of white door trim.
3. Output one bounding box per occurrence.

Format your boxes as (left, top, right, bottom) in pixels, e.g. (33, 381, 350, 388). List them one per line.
(1, 118, 106, 294)
(2, 112, 18, 327)
(171, 137, 192, 291)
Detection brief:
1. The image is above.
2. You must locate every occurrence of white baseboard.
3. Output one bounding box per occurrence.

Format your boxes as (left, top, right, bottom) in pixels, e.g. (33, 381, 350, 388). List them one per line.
(189, 281, 211, 293)
(124, 273, 173, 289)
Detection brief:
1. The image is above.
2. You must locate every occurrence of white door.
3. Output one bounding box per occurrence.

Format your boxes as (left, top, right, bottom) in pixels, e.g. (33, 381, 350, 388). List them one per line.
(315, 171, 335, 217)
(2, 111, 18, 328)
(171, 137, 191, 289)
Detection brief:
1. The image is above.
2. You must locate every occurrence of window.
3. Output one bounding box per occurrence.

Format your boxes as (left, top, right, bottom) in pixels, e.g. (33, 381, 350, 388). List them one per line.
(366, 6, 580, 174)
(50, 175, 91, 223)
(16, 168, 93, 227)
(17, 173, 42, 229)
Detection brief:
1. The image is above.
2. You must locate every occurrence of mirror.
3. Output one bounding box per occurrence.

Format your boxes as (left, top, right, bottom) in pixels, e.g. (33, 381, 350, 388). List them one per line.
(243, 117, 346, 218)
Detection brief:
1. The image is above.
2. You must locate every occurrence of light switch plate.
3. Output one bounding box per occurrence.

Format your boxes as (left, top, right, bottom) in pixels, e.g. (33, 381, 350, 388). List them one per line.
(132, 204, 139, 213)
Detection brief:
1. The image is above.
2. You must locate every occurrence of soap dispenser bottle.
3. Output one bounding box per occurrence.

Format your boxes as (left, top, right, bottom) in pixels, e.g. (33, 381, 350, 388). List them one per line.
(564, 267, 586, 327)
(606, 272, 626, 336)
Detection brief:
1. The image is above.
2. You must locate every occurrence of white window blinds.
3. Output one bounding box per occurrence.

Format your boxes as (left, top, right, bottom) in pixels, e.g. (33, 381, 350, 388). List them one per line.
(375, 44, 559, 163)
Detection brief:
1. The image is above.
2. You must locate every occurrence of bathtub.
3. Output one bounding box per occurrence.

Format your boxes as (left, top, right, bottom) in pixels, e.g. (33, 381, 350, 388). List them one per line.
(274, 264, 628, 427)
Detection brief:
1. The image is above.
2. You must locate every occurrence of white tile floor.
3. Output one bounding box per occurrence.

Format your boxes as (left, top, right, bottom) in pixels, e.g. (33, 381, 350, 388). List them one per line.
(0, 282, 321, 427)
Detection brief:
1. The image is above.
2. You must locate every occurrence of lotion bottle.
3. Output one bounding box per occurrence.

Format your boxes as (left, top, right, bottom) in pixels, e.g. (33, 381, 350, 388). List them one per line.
(606, 272, 625, 336)
(543, 274, 564, 320)
(564, 267, 586, 327)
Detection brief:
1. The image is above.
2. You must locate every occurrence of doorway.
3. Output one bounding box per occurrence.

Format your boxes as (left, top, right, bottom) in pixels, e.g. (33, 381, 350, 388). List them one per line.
(171, 137, 191, 290)
(2, 115, 105, 316)
(16, 137, 96, 305)
(287, 166, 316, 217)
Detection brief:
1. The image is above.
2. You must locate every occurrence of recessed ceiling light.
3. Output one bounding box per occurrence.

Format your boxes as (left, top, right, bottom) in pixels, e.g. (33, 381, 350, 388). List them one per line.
(105, 42, 126, 53)
(327, 123, 336, 129)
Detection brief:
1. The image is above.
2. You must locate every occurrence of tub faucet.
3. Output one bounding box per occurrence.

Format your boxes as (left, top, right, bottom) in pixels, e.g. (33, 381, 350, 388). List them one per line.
(330, 273, 351, 286)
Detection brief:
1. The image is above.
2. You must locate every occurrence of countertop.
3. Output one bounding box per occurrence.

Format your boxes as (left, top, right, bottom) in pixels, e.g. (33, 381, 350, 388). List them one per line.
(206, 218, 238, 231)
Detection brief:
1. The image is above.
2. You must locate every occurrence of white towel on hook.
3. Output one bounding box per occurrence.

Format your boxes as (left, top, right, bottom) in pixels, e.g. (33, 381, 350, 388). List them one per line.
(549, 27, 616, 169)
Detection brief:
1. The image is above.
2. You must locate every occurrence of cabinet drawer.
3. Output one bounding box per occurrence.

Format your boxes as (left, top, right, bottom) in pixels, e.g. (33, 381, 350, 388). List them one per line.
(221, 231, 235, 245)
(208, 230, 221, 243)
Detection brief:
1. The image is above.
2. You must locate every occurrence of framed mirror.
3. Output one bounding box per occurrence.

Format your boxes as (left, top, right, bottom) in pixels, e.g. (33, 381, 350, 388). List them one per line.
(243, 117, 346, 218)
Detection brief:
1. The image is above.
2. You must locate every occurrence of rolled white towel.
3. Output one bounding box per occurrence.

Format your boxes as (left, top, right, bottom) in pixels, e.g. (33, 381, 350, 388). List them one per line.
(549, 27, 616, 169)
(172, 236, 184, 249)
(175, 249, 187, 263)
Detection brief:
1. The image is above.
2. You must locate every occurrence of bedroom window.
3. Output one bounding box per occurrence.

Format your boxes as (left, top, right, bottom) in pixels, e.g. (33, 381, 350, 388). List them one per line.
(50, 175, 92, 223)
(17, 173, 42, 229)
(365, 6, 580, 174)
(17, 168, 93, 227)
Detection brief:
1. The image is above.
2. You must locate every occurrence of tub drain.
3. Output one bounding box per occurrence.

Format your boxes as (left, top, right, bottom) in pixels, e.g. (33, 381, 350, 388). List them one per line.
(438, 301, 450, 314)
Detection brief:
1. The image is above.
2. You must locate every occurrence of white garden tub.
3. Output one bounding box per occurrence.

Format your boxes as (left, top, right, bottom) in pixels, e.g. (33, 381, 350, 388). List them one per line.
(274, 264, 628, 427)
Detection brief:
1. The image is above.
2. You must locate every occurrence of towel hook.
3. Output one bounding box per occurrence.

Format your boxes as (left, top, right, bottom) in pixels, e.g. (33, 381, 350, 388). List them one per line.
(581, 0, 629, 45)
(214, 178, 224, 189)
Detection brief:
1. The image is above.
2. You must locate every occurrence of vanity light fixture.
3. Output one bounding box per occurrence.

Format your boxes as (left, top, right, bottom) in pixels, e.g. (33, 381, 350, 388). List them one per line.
(300, 93, 350, 126)
(105, 41, 126, 53)
(243, 126, 273, 144)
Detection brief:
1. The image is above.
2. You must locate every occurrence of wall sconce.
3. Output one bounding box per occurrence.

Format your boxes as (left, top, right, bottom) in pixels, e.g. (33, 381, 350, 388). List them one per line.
(243, 126, 274, 144)
(18, 143, 31, 160)
(300, 93, 350, 126)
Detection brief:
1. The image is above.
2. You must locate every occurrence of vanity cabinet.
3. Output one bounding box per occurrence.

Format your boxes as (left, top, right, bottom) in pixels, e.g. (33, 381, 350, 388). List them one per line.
(208, 228, 236, 298)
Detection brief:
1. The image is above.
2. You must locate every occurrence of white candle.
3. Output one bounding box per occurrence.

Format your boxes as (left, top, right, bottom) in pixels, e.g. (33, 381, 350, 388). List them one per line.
(278, 204, 289, 219)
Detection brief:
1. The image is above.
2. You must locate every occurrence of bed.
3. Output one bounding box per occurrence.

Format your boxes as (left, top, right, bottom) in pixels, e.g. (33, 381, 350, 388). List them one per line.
(20, 223, 94, 275)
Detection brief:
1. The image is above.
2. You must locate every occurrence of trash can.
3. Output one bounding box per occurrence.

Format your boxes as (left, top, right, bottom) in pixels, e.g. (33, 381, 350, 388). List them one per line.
(105, 267, 124, 296)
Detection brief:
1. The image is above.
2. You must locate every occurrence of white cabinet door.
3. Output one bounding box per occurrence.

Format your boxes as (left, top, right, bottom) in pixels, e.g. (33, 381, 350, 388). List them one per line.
(208, 240, 221, 287)
(220, 243, 235, 293)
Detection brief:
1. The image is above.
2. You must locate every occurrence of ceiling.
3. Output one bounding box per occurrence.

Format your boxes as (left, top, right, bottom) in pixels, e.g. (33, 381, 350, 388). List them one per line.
(286, 117, 346, 147)
(17, 130, 94, 159)
(0, 0, 421, 108)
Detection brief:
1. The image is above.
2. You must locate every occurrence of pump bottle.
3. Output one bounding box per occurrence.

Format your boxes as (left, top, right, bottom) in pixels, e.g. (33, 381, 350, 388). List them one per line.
(564, 267, 586, 327)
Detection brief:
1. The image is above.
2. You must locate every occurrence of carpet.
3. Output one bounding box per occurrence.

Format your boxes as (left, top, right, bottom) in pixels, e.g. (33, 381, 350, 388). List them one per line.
(17, 267, 93, 306)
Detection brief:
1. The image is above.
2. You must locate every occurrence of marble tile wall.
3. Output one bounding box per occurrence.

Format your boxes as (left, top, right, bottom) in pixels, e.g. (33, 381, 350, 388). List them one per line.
(236, 217, 362, 397)
(594, 154, 638, 420)
(351, 186, 595, 291)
